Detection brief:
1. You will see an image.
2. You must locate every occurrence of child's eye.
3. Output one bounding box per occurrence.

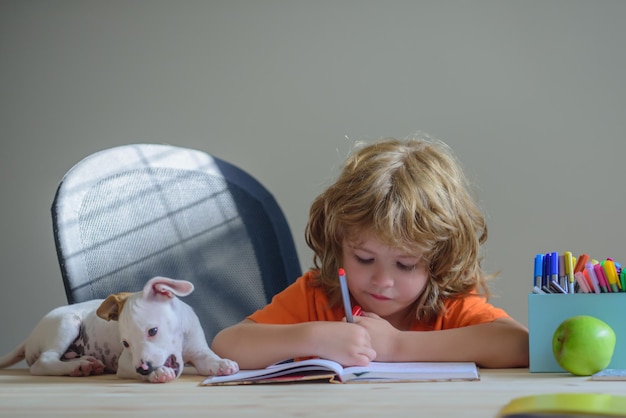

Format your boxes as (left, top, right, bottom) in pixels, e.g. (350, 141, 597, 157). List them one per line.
(355, 255, 374, 264)
(397, 262, 417, 271)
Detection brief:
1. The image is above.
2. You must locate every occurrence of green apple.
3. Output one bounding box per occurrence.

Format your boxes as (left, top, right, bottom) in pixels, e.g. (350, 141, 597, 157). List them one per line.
(552, 315, 616, 376)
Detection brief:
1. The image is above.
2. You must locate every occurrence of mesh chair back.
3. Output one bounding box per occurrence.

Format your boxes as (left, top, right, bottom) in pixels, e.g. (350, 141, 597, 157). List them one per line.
(52, 144, 301, 342)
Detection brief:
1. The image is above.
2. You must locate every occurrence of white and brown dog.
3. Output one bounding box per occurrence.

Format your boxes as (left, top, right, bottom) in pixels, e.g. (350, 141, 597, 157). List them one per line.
(0, 276, 239, 383)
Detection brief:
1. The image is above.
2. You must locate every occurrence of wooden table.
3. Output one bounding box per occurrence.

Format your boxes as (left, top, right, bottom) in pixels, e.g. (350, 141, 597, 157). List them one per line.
(1, 368, 623, 417)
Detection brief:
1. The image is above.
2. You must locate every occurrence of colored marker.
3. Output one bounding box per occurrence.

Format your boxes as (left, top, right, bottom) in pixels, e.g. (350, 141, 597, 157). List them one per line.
(574, 253, 589, 273)
(603, 259, 620, 293)
(549, 280, 567, 294)
(338, 268, 354, 323)
(584, 262, 601, 293)
(593, 263, 610, 292)
(574, 272, 590, 293)
(615, 260, 622, 290)
(564, 251, 575, 294)
(542, 253, 550, 287)
(550, 252, 559, 285)
(534, 254, 544, 288)
(558, 254, 566, 291)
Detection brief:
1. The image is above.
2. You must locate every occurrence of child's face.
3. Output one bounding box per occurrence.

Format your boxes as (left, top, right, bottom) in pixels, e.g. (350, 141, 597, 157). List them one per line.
(341, 231, 428, 326)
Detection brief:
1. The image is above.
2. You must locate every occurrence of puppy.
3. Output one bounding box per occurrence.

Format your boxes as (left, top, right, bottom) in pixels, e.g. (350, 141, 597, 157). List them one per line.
(0, 276, 239, 383)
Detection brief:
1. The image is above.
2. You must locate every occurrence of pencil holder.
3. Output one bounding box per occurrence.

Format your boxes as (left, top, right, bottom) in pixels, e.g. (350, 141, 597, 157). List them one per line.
(528, 293, 626, 372)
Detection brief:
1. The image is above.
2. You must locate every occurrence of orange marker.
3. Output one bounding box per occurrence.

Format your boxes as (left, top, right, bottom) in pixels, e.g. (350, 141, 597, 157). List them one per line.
(573, 253, 589, 273)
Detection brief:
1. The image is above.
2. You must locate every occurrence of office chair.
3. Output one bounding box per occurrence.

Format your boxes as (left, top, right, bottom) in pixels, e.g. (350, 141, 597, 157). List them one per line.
(51, 143, 301, 343)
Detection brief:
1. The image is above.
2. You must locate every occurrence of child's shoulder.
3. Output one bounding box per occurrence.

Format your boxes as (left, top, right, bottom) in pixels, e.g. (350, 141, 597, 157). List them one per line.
(441, 293, 510, 326)
(290, 270, 325, 293)
(297, 269, 319, 285)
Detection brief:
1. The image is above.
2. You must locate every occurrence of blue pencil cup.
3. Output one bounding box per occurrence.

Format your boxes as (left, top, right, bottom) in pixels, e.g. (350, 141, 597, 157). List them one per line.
(528, 293, 626, 372)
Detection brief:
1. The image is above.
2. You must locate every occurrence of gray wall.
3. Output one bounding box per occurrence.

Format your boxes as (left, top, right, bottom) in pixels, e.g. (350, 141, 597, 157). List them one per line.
(2, 1, 626, 360)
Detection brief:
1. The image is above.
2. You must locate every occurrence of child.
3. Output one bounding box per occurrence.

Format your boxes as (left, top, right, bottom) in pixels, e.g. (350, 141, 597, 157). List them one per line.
(212, 137, 529, 369)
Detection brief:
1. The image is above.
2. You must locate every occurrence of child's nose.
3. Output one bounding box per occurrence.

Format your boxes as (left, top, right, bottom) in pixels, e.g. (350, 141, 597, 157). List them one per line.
(371, 270, 394, 287)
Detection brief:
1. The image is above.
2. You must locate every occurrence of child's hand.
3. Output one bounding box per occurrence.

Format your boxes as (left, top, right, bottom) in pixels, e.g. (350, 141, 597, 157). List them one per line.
(353, 312, 402, 361)
(313, 321, 376, 366)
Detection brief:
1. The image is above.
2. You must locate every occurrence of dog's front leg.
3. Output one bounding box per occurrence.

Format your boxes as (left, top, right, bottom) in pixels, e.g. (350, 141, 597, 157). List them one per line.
(182, 320, 239, 377)
(148, 366, 178, 383)
(186, 350, 239, 377)
(115, 350, 137, 379)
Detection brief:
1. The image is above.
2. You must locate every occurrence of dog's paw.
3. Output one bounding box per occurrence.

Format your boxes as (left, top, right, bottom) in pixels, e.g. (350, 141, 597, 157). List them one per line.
(148, 366, 177, 383)
(69, 357, 106, 377)
(212, 358, 239, 376)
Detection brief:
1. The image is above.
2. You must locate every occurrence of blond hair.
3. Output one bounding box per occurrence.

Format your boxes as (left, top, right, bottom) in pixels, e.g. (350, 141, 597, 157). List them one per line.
(305, 137, 491, 323)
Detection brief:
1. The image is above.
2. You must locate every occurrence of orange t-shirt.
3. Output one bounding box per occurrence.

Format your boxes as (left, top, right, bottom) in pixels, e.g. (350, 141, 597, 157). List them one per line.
(249, 270, 510, 330)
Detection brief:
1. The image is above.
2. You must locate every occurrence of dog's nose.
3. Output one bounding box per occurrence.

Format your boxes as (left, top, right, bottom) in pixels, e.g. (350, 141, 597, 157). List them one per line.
(136, 361, 154, 376)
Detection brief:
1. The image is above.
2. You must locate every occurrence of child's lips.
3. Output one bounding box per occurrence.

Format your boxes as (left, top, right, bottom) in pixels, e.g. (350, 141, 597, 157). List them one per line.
(370, 293, 391, 301)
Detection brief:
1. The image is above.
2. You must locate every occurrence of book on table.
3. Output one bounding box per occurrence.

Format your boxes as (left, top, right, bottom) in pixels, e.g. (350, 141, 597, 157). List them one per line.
(201, 358, 480, 385)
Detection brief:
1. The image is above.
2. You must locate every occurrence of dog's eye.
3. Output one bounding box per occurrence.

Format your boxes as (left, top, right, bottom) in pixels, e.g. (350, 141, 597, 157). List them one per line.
(148, 327, 158, 337)
(122, 340, 129, 348)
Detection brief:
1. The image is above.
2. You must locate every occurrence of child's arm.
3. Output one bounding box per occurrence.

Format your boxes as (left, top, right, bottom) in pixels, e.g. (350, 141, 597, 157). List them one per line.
(211, 319, 377, 369)
(357, 316, 529, 368)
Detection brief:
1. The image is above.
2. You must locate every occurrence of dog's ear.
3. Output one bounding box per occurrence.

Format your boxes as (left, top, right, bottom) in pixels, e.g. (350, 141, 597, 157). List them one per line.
(96, 292, 133, 321)
(143, 276, 194, 300)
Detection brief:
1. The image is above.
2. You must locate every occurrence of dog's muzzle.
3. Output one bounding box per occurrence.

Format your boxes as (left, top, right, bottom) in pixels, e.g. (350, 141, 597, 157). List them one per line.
(136, 361, 155, 376)
(136, 355, 180, 376)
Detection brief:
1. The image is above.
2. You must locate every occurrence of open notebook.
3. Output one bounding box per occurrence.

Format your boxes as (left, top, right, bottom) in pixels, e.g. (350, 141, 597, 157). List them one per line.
(201, 358, 479, 385)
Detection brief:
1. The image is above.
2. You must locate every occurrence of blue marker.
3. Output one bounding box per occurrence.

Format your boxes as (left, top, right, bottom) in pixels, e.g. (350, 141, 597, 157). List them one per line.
(550, 252, 559, 285)
(542, 253, 549, 288)
(534, 254, 544, 288)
